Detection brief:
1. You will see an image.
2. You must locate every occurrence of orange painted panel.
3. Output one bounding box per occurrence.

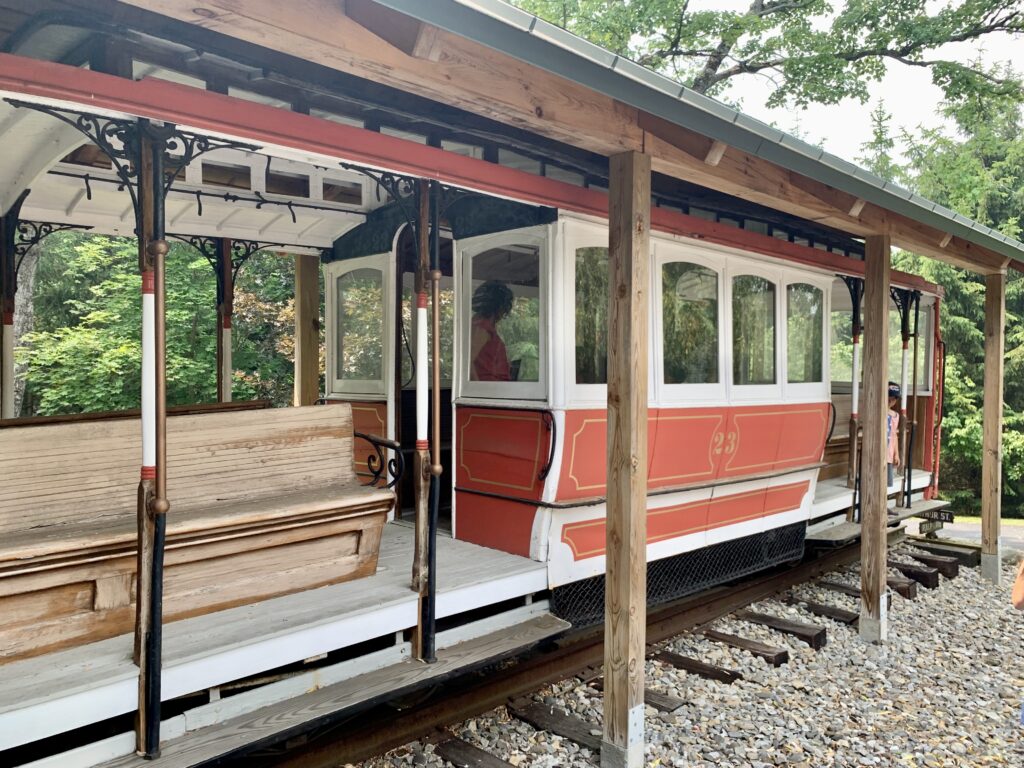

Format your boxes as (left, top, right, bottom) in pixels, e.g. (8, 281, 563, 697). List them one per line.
(557, 409, 660, 501)
(774, 404, 830, 471)
(454, 491, 537, 558)
(649, 407, 727, 489)
(719, 407, 785, 478)
(559, 480, 809, 561)
(456, 407, 550, 499)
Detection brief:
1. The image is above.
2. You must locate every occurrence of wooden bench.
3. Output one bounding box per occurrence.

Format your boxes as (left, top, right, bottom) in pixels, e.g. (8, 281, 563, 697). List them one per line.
(0, 404, 394, 663)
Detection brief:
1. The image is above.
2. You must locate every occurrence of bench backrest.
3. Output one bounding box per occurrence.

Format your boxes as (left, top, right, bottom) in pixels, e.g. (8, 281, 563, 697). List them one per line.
(0, 405, 356, 536)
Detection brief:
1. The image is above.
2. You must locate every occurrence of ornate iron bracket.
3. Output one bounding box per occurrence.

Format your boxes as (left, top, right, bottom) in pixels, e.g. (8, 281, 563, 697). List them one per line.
(15, 220, 94, 270)
(889, 286, 917, 342)
(354, 431, 405, 489)
(4, 99, 258, 235)
(340, 162, 422, 244)
(840, 275, 864, 337)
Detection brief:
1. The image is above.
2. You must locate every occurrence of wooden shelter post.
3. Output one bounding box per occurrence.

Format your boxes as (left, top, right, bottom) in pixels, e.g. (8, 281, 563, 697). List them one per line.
(981, 271, 1006, 583)
(294, 253, 320, 406)
(216, 238, 234, 403)
(602, 150, 650, 768)
(859, 234, 891, 643)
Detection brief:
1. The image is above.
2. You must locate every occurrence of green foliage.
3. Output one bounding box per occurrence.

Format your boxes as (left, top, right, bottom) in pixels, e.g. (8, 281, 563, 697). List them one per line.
(512, 0, 1023, 107)
(16, 234, 300, 415)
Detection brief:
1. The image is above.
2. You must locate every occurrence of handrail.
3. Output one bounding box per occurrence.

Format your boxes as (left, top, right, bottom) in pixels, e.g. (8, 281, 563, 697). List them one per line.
(0, 399, 272, 429)
(538, 410, 557, 482)
(354, 431, 405, 489)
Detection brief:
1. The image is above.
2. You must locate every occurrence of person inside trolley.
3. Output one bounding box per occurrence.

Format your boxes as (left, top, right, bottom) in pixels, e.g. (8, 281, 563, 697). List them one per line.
(470, 280, 515, 381)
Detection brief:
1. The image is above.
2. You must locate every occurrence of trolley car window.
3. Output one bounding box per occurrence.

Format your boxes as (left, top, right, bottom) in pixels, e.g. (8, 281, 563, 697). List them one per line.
(468, 245, 541, 383)
(786, 283, 824, 383)
(335, 267, 384, 382)
(575, 247, 609, 384)
(732, 275, 776, 385)
(662, 262, 719, 384)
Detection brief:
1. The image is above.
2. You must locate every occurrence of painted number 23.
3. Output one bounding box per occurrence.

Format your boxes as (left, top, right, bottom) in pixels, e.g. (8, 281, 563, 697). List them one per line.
(712, 431, 738, 456)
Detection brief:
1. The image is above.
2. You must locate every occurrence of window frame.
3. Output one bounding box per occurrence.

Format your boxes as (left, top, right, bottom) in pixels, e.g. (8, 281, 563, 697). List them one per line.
(784, 279, 830, 401)
(564, 218, 615, 406)
(654, 239, 727, 405)
(726, 265, 783, 403)
(457, 226, 549, 402)
(324, 252, 394, 399)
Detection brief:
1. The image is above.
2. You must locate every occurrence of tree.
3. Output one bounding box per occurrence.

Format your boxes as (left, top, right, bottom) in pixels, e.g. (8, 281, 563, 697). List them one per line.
(857, 101, 902, 183)
(512, 0, 1024, 107)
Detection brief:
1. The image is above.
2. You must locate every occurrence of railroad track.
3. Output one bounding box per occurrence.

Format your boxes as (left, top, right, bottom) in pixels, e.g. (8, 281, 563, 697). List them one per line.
(241, 532, 978, 768)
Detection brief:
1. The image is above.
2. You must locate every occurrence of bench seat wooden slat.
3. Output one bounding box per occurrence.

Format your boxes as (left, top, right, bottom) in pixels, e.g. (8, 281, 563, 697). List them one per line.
(0, 405, 394, 663)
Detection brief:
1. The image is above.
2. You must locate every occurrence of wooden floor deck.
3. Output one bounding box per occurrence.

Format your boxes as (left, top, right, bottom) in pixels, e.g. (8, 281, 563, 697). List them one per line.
(0, 524, 548, 753)
(811, 469, 932, 518)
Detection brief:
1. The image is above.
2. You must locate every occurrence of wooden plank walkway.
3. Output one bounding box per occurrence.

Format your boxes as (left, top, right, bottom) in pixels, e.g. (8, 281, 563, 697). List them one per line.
(100, 614, 569, 767)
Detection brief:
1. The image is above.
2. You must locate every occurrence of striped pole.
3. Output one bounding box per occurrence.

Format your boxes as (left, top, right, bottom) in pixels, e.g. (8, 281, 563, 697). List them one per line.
(1, 309, 12, 419)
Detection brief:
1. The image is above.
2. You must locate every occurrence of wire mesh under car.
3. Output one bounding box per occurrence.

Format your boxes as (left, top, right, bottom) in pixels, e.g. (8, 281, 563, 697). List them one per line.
(551, 521, 806, 628)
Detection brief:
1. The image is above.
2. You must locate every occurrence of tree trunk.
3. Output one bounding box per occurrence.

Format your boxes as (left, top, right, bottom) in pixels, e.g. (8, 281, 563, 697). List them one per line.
(13, 247, 39, 417)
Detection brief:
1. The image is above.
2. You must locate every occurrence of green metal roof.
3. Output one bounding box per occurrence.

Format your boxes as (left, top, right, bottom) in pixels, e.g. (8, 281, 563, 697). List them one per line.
(373, 0, 1024, 268)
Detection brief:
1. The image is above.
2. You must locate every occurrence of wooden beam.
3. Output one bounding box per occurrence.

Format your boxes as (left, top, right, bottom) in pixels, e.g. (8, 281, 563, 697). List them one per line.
(293, 253, 320, 406)
(848, 198, 866, 218)
(35, 1, 1022, 272)
(603, 150, 650, 768)
(939, 232, 953, 248)
(981, 271, 1006, 583)
(859, 234, 891, 643)
(704, 139, 727, 167)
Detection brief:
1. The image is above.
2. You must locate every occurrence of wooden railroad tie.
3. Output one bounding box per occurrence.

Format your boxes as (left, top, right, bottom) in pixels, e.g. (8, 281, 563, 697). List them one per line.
(907, 552, 959, 579)
(781, 594, 859, 626)
(906, 538, 981, 567)
(887, 574, 919, 599)
(701, 629, 789, 667)
(888, 560, 940, 589)
(434, 735, 517, 768)
(650, 649, 742, 685)
(590, 674, 685, 710)
(734, 610, 827, 650)
(506, 699, 602, 753)
(817, 580, 893, 609)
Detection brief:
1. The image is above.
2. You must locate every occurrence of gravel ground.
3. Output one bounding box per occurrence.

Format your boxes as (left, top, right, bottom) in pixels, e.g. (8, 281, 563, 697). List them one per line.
(355, 552, 1024, 768)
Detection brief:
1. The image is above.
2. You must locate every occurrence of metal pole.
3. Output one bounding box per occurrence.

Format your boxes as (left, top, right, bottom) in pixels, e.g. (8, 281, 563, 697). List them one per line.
(422, 180, 443, 663)
(143, 123, 171, 758)
(904, 292, 921, 507)
(411, 181, 431, 660)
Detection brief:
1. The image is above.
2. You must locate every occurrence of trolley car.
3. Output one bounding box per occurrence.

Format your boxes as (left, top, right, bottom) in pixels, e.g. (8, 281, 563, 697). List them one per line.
(323, 197, 944, 624)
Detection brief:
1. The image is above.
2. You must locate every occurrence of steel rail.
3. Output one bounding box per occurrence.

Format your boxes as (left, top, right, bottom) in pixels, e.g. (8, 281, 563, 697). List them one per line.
(242, 535, 895, 768)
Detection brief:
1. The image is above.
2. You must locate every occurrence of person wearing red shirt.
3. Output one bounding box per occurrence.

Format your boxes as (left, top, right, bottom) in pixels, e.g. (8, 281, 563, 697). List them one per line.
(470, 280, 515, 382)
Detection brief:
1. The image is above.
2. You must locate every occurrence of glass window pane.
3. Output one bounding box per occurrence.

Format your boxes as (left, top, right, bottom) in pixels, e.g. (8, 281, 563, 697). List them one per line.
(663, 262, 719, 384)
(469, 245, 541, 383)
(830, 308, 856, 384)
(575, 247, 608, 384)
(732, 275, 776, 385)
(336, 268, 384, 381)
(787, 283, 824, 383)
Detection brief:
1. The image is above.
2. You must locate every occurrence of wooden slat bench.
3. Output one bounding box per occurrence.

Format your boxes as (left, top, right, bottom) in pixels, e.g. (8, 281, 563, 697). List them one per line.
(0, 404, 394, 663)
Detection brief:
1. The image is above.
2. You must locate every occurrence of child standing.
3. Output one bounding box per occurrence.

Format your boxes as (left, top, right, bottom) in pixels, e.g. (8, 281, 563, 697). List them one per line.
(886, 382, 901, 488)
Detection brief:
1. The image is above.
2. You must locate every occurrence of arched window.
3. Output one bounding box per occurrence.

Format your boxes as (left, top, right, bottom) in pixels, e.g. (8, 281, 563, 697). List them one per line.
(732, 275, 776, 385)
(662, 262, 719, 384)
(786, 283, 824, 383)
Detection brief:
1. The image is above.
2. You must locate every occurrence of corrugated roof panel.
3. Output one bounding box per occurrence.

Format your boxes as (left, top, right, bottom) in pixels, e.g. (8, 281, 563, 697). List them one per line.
(371, 0, 1024, 265)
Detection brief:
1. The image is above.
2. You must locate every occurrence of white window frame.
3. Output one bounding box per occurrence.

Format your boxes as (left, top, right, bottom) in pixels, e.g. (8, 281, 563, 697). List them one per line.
(324, 252, 394, 399)
(457, 226, 549, 401)
(653, 239, 727, 405)
(783, 277, 831, 402)
(726, 265, 783, 403)
(564, 218, 614, 406)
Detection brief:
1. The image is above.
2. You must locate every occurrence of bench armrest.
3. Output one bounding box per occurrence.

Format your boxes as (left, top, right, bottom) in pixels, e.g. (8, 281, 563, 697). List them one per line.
(354, 432, 405, 489)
